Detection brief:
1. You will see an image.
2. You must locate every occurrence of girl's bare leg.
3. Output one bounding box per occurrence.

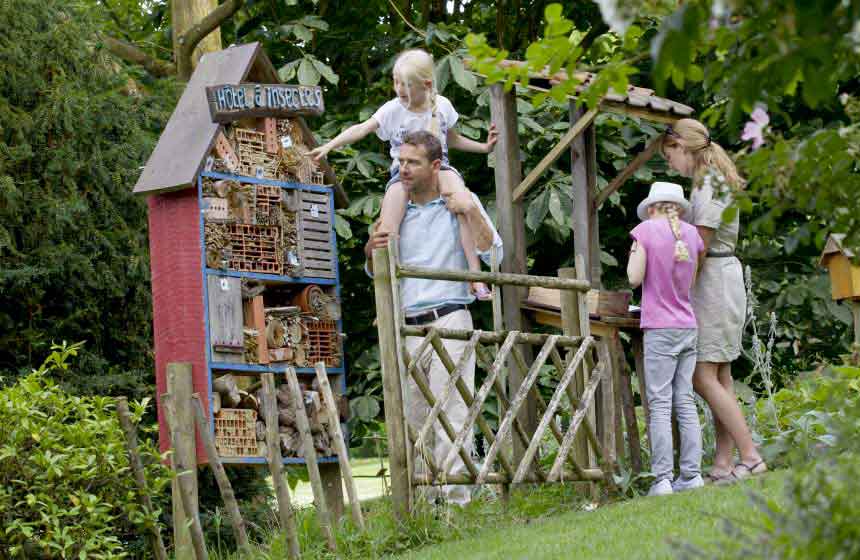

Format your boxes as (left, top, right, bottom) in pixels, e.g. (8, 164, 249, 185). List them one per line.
(439, 170, 490, 300)
(380, 181, 409, 236)
(693, 361, 763, 470)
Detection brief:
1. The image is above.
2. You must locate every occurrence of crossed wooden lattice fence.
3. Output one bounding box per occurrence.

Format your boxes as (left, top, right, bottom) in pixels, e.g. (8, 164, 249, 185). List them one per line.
(372, 245, 621, 518)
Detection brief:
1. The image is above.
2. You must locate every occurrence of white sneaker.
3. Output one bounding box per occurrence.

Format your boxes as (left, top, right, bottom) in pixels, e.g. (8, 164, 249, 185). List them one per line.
(671, 474, 705, 492)
(648, 479, 673, 497)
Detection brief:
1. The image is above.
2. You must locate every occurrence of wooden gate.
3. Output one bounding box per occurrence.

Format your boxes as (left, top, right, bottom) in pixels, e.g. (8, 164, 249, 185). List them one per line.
(371, 245, 620, 518)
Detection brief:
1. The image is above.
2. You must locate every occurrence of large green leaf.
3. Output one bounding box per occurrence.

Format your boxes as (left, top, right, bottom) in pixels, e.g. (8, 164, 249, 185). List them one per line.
(297, 58, 320, 86)
(449, 55, 477, 93)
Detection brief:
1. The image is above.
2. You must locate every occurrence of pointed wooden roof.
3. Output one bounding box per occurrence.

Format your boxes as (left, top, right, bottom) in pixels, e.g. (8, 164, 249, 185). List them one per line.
(133, 42, 348, 207)
(134, 43, 272, 195)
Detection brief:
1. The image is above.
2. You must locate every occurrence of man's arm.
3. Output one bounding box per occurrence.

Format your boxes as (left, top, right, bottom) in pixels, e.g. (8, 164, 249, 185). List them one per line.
(363, 221, 394, 275)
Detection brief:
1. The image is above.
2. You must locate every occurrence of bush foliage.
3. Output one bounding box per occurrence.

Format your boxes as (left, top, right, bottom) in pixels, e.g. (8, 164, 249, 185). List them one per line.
(0, 343, 170, 558)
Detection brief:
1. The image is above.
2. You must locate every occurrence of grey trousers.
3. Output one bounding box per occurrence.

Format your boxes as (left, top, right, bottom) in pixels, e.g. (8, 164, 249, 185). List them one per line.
(643, 328, 702, 482)
(404, 309, 475, 505)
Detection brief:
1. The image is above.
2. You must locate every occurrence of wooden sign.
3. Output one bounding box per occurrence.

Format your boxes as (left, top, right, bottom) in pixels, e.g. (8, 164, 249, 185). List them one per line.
(206, 83, 325, 122)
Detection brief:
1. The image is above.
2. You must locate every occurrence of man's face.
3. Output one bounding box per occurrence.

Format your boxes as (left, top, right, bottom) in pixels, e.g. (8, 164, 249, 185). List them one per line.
(398, 143, 439, 194)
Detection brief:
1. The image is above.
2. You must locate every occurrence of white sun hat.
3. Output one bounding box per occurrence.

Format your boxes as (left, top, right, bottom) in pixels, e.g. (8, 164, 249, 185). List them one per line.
(636, 181, 690, 221)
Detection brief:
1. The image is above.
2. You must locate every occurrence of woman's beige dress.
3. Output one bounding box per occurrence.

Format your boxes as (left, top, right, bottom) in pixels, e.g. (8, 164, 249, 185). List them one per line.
(686, 171, 746, 362)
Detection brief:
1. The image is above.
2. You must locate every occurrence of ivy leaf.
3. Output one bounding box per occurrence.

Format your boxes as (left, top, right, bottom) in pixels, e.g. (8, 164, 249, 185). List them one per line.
(449, 55, 477, 93)
(298, 58, 320, 86)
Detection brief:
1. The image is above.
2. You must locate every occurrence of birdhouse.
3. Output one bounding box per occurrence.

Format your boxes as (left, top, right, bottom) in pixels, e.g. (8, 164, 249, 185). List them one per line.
(819, 234, 860, 301)
(134, 43, 349, 465)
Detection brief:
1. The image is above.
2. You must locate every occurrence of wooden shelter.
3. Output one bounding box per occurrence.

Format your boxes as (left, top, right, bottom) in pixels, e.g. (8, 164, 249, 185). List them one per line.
(485, 64, 694, 472)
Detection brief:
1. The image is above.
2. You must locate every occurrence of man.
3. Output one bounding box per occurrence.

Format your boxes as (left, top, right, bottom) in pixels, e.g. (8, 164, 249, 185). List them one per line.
(365, 130, 503, 505)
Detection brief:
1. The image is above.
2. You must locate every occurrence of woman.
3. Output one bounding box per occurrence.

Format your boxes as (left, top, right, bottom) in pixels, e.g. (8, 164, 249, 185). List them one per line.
(661, 118, 766, 482)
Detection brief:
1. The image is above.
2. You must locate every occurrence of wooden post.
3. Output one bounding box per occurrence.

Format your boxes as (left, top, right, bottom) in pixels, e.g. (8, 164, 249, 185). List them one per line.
(116, 398, 169, 560)
(631, 334, 651, 442)
(613, 334, 643, 474)
(285, 367, 337, 552)
(261, 372, 301, 559)
(490, 83, 536, 458)
(189, 394, 251, 555)
(372, 246, 411, 519)
(162, 392, 208, 560)
(315, 363, 365, 529)
(570, 103, 600, 287)
(491, 247, 511, 502)
(558, 268, 590, 470)
(166, 363, 199, 560)
(852, 299, 860, 348)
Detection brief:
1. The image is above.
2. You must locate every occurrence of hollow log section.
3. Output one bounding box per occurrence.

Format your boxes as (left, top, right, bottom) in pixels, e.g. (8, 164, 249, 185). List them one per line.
(211, 372, 347, 458)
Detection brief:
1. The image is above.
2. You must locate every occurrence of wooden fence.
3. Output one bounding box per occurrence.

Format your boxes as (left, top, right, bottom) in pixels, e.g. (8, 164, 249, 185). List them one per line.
(372, 245, 621, 519)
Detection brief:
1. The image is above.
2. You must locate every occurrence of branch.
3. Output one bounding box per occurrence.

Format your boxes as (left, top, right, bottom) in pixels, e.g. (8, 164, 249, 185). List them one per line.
(103, 35, 176, 78)
(177, 0, 245, 80)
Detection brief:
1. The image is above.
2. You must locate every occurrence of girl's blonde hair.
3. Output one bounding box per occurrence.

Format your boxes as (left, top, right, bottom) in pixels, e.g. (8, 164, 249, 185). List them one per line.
(650, 201, 690, 262)
(392, 49, 440, 136)
(661, 118, 745, 190)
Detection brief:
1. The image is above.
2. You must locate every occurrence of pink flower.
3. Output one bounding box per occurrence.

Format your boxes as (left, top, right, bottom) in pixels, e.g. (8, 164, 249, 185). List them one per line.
(741, 106, 770, 150)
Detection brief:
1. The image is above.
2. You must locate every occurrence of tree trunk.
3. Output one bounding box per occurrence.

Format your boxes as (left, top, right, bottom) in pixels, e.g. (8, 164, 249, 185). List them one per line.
(172, 0, 222, 73)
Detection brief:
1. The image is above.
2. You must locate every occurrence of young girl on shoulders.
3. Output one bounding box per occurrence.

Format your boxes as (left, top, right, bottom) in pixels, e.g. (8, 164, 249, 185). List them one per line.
(309, 49, 497, 299)
(627, 181, 705, 496)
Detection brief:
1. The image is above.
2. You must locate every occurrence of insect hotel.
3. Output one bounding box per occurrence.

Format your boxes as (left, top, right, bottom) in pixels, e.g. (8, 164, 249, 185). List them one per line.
(134, 43, 350, 507)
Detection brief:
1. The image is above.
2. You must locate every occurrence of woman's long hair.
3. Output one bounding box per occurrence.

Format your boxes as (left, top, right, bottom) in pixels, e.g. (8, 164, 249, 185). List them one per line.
(662, 118, 746, 190)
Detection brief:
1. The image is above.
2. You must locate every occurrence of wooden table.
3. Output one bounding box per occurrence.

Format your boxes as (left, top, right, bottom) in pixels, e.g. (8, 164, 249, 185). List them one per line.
(522, 303, 647, 474)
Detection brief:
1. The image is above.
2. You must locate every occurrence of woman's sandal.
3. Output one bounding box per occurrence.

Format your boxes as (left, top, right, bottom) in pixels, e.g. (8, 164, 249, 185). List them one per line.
(731, 460, 767, 481)
(707, 470, 736, 486)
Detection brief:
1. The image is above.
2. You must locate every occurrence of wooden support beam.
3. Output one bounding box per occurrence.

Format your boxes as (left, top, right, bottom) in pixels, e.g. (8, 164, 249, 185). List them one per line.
(116, 398, 169, 560)
(411, 469, 605, 485)
(489, 84, 535, 460)
(261, 373, 301, 559)
(162, 391, 208, 560)
(372, 247, 411, 519)
(593, 135, 662, 209)
(599, 101, 684, 125)
(189, 394, 251, 555)
(570, 103, 599, 287)
(165, 363, 199, 560)
(315, 363, 365, 530)
(285, 367, 336, 552)
(401, 325, 583, 347)
(396, 265, 590, 292)
(512, 107, 599, 202)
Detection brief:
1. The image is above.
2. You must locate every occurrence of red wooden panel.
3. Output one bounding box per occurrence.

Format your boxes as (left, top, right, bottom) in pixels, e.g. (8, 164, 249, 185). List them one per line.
(148, 189, 210, 463)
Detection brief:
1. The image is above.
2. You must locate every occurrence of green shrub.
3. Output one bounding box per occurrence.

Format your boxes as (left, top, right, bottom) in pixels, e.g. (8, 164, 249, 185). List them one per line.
(676, 365, 860, 560)
(0, 343, 170, 558)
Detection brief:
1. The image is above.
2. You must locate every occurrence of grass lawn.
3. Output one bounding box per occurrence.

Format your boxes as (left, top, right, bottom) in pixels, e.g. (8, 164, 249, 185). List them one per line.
(396, 472, 785, 560)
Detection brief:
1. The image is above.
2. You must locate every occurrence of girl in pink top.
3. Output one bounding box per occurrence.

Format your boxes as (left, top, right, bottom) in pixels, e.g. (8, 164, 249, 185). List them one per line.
(628, 181, 705, 496)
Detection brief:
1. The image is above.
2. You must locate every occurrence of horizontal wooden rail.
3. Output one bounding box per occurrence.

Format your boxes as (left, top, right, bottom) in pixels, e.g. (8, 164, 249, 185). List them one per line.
(400, 326, 584, 347)
(397, 265, 591, 292)
(411, 469, 604, 485)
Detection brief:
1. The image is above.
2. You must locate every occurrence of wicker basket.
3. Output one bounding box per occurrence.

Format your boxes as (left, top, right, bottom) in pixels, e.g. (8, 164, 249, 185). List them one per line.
(214, 408, 259, 457)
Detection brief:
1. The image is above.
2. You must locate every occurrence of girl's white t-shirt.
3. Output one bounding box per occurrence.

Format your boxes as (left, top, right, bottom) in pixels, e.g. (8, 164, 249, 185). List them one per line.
(372, 95, 458, 172)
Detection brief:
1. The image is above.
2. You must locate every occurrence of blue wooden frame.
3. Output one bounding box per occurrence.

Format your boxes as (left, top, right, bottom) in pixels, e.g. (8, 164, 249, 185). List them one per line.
(198, 171, 347, 466)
